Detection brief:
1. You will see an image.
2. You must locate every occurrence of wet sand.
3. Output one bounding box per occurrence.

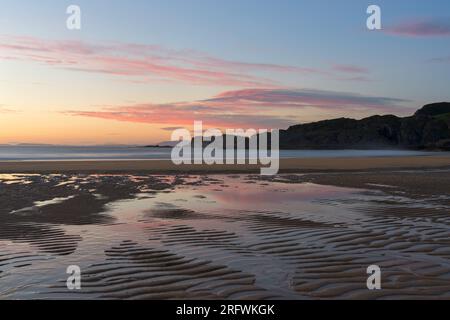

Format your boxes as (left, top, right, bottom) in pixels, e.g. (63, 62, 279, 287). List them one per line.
(1, 170, 450, 299)
(0, 154, 450, 173)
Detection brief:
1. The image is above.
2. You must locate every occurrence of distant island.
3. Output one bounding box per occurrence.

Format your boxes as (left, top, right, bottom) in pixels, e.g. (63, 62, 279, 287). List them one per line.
(178, 102, 450, 151)
(142, 145, 173, 149)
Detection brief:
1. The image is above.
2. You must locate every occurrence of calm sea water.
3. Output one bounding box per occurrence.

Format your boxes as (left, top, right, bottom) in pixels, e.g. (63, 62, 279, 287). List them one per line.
(0, 145, 445, 161)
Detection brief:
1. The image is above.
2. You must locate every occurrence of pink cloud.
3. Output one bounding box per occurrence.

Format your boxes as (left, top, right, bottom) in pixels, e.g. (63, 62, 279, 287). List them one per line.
(67, 88, 411, 129)
(386, 18, 450, 37)
(208, 89, 409, 113)
(68, 103, 293, 129)
(190, 56, 328, 75)
(0, 36, 270, 87)
(0, 35, 371, 86)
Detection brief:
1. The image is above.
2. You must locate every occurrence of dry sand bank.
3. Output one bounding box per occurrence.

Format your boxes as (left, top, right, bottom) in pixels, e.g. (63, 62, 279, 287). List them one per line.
(1, 155, 450, 173)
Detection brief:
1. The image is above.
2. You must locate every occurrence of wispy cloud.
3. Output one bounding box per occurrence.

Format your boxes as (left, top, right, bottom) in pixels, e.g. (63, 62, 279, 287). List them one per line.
(385, 18, 450, 37)
(428, 56, 450, 63)
(332, 64, 369, 74)
(0, 105, 17, 113)
(330, 64, 372, 82)
(0, 35, 371, 86)
(161, 126, 187, 132)
(208, 89, 408, 113)
(68, 104, 294, 129)
(0, 35, 314, 87)
(67, 88, 411, 129)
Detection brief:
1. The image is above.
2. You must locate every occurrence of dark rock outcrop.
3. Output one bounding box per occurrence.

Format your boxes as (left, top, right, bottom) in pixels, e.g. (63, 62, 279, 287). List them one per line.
(193, 103, 450, 151)
(279, 103, 450, 150)
(414, 102, 450, 117)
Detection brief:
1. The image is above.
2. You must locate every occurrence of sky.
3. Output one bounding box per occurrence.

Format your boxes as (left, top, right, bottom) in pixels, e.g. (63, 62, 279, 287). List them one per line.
(1, 0, 450, 145)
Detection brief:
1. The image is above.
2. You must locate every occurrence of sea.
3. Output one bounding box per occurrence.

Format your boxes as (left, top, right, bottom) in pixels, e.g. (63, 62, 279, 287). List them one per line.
(0, 145, 445, 161)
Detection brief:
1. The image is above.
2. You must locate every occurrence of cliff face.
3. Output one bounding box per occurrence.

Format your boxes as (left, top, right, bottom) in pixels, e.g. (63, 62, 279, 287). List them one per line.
(279, 103, 450, 150)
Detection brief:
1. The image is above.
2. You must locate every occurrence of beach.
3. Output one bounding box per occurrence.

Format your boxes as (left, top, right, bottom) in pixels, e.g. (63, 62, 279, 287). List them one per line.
(3, 0, 450, 305)
(1, 154, 450, 173)
(1, 155, 450, 299)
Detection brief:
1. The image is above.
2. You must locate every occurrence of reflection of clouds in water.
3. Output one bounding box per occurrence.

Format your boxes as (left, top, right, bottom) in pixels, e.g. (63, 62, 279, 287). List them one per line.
(1, 173, 450, 299)
(206, 181, 356, 208)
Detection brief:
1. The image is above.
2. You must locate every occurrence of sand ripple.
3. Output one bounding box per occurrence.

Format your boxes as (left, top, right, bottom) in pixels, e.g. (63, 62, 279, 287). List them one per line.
(1, 172, 450, 299)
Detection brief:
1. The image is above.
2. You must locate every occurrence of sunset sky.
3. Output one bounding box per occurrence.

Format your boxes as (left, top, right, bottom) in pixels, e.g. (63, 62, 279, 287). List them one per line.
(1, 0, 450, 145)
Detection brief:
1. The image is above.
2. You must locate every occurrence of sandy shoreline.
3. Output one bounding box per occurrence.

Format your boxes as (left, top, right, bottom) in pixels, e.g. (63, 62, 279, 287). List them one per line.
(2, 170, 450, 299)
(1, 155, 450, 173)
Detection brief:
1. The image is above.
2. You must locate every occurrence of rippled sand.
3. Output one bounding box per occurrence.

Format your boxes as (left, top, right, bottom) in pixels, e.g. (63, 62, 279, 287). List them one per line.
(1, 171, 450, 299)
